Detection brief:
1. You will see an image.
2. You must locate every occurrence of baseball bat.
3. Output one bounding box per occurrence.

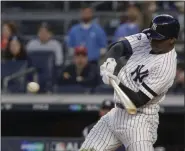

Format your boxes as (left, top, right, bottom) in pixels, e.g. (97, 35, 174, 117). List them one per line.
(109, 79, 137, 114)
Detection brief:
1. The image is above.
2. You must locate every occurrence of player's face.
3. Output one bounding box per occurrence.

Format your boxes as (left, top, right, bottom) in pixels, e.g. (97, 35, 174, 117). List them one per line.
(151, 39, 172, 53)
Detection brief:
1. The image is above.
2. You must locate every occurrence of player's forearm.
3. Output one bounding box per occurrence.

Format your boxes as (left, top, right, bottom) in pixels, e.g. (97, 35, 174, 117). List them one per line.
(118, 83, 151, 107)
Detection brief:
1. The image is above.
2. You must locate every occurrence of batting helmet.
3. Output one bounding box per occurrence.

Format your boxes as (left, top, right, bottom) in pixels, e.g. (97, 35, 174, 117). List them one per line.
(142, 14, 180, 40)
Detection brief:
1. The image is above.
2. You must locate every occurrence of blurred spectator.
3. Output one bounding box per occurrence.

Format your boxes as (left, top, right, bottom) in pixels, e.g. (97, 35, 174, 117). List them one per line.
(127, 3, 143, 28)
(113, 5, 141, 42)
(82, 99, 114, 138)
(172, 63, 184, 93)
(26, 23, 64, 66)
(120, 14, 128, 25)
(59, 46, 99, 87)
(174, 1, 184, 13)
(1, 21, 17, 50)
(66, 4, 107, 65)
(141, 1, 157, 29)
(157, 1, 177, 11)
(2, 35, 27, 61)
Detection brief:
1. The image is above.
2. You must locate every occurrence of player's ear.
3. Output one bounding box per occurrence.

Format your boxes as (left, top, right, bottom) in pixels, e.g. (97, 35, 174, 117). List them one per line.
(169, 38, 176, 45)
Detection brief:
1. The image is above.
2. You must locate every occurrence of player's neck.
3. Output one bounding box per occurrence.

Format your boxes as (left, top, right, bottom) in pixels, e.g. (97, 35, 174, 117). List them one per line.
(164, 45, 175, 53)
(151, 45, 174, 54)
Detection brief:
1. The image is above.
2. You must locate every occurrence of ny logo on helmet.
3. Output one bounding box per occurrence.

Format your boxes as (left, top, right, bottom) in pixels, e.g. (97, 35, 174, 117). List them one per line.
(151, 23, 157, 30)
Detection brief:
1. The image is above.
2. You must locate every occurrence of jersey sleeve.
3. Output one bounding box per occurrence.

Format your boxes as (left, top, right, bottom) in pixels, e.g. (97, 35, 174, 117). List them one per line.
(139, 63, 176, 99)
(124, 33, 150, 53)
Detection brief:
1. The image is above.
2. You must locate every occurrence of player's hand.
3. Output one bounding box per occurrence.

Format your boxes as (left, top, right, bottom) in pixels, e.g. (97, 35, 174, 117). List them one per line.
(100, 58, 117, 76)
(102, 71, 120, 85)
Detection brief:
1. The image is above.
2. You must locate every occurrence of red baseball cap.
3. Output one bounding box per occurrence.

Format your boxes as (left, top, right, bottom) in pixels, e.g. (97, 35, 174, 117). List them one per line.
(74, 46, 87, 56)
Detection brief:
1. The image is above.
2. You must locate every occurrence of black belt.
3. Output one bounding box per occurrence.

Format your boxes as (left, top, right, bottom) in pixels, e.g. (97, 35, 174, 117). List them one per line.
(116, 103, 125, 109)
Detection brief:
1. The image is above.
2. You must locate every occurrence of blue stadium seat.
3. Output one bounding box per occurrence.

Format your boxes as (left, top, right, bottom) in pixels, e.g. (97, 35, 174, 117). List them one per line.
(1, 60, 27, 78)
(1, 60, 28, 93)
(54, 85, 91, 94)
(94, 84, 114, 94)
(28, 51, 55, 92)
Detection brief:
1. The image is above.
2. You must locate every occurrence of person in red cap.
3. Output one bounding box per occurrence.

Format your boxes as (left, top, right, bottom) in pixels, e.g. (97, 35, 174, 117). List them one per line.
(58, 46, 99, 87)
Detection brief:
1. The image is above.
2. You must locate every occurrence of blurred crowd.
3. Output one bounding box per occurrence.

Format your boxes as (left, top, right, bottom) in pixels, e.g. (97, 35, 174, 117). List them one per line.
(1, 1, 184, 94)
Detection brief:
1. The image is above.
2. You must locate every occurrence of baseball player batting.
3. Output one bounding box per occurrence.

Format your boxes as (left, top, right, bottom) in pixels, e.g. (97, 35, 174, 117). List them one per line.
(80, 14, 180, 151)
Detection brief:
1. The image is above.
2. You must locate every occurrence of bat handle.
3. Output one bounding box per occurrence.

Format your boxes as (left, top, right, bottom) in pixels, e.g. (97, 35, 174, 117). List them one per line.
(109, 79, 137, 115)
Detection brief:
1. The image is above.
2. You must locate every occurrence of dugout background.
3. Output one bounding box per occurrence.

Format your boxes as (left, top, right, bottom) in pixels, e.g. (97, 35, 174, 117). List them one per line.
(2, 108, 184, 149)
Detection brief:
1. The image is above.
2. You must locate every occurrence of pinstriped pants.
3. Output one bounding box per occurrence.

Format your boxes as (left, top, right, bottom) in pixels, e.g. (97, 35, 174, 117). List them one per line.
(80, 107, 158, 151)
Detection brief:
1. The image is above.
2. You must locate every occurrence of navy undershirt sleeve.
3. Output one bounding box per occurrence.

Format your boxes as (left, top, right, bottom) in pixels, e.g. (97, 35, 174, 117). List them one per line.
(105, 39, 133, 61)
(119, 82, 151, 108)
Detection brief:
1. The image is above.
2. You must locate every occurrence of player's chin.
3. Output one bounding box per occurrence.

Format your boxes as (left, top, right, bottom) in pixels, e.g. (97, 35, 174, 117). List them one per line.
(151, 47, 163, 53)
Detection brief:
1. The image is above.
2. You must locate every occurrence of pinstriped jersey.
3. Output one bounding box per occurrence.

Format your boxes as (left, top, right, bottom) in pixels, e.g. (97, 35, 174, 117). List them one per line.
(114, 33, 177, 114)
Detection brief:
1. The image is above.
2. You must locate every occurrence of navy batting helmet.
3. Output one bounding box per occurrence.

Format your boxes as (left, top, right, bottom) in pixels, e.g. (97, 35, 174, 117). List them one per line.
(142, 14, 180, 40)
